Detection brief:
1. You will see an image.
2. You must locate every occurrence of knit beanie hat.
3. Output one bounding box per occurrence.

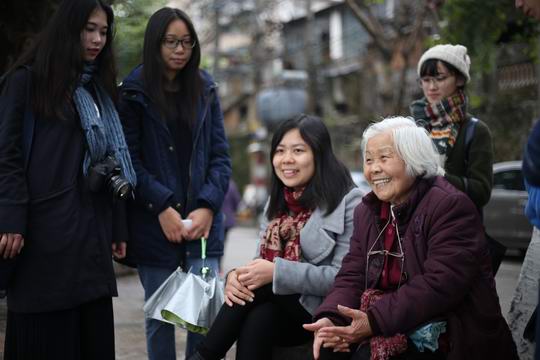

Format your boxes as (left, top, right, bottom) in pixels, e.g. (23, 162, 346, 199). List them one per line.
(417, 44, 471, 83)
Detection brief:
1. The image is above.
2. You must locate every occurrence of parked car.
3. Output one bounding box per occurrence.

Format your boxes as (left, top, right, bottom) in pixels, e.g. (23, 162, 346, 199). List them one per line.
(484, 161, 533, 252)
(350, 170, 371, 195)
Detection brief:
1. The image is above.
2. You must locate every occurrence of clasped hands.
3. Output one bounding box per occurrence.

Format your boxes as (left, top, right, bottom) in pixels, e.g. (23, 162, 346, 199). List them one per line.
(158, 207, 213, 243)
(223, 258, 274, 307)
(303, 305, 373, 360)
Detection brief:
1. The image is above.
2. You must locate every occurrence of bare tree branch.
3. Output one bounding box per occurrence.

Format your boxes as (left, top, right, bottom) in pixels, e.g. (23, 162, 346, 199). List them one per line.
(344, 0, 392, 59)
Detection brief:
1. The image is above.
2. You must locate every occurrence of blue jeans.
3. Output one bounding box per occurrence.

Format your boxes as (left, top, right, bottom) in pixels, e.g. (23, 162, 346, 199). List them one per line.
(184, 256, 220, 359)
(138, 265, 177, 360)
(138, 257, 220, 360)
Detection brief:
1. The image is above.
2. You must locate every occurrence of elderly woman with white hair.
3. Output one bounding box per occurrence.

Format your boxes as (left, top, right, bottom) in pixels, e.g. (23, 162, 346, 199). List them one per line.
(304, 117, 517, 360)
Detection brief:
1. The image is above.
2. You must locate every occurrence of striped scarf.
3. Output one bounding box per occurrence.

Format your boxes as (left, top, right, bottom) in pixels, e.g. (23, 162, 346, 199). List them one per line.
(410, 90, 467, 164)
(73, 63, 136, 187)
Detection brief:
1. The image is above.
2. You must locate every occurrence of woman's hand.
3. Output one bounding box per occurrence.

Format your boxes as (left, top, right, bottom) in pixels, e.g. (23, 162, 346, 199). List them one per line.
(158, 207, 184, 243)
(224, 269, 255, 307)
(317, 305, 373, 346)
(303, 317, 341, 359)
(184, 208, 213, 240)
(112, 241, 127, 259)
(236, 259, 274, 290)
(0, 233, 24, 259)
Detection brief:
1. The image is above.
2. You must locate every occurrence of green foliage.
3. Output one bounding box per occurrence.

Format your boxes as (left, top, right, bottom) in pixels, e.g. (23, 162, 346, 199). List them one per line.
(112, 0, 166, 80)
(439, 0, 509, 73)
(439, 0, 538, 74)
(483, 88, 536, 162)
(227, 135, 252, 196)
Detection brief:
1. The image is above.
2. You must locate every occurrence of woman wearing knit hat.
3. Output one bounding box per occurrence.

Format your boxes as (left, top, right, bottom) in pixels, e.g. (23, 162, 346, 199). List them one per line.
(410, 44, 503, 272)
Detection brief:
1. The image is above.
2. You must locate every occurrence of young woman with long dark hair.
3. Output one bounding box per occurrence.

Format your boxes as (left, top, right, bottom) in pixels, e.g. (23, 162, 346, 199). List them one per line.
(188, 114, 363, 360)
(118, 7, 231, 360)
(0, 0, 134, 358)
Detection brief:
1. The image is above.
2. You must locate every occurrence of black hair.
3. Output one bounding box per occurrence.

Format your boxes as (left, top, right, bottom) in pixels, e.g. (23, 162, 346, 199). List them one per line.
(10, 0, 117, 120)
(419, 58, 466, 89)
(142, 7, 202, 123)
(266, 114, 355, 220)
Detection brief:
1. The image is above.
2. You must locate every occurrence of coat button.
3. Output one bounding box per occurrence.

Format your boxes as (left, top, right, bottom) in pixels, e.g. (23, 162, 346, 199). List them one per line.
(147, 203, 153, 210)
(168, 146, 174, 152)
(175, 202, 181, 210)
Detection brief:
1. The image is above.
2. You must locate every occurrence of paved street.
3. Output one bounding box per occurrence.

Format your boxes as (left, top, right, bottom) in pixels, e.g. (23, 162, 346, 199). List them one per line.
(0, 226, 525, 359)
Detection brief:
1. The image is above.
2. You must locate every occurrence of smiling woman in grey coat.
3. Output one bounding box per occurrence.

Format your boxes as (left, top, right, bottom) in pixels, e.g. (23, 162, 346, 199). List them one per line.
(188, 114, 363, 360)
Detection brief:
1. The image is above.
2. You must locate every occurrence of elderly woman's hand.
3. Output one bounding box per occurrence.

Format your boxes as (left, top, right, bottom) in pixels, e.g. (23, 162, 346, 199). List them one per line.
(236, 259, 274, 290)
(224, 269, 255, 307)
(303, 317, 344, 359)
(0, 233, 24, 259)
(317, 305, 373, 345)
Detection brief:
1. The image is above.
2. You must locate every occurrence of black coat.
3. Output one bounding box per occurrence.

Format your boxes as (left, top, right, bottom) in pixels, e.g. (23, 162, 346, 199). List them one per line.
(0, 68, 118, 313)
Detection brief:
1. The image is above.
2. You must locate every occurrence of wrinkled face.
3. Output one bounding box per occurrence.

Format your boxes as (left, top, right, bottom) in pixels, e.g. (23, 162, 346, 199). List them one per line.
(160, 19, 193, 80)
(272, 129, 315, 190)
(364, 132, 415, 205)
(81, 7, 108, 62)
(516, 0, 540, 19)
(420, 61, 463, 104)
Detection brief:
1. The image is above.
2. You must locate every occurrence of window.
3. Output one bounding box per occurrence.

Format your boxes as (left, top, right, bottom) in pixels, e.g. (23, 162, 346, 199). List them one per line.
(493, 169, 525, 191)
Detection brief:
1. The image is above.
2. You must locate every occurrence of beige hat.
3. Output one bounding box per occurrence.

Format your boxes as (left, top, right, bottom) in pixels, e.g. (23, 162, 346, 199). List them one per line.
(417, 44, 471, 83)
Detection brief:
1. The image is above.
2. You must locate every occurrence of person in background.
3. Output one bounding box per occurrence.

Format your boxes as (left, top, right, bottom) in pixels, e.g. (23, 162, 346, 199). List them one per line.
(118, 7, 231, 360)
(219, 179, 241, 269)
(0, 0, 133, 358)
(189, 114, 363, 360)
(508, 2, 540, 359)
(222, 179, 241, 240)
(304, 117, 516, 360)
(409, 44, 502, 273)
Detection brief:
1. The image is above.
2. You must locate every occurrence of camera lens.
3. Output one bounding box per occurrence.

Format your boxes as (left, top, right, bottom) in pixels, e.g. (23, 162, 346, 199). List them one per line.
(108, 175, 132, 200)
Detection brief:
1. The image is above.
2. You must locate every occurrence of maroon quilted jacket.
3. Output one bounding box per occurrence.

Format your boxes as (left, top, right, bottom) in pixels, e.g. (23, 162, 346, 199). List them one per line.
(315, 176, 517, 360)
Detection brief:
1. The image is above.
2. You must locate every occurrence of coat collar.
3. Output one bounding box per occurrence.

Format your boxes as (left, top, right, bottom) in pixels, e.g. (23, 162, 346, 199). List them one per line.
(303, 189, 353, 235)
(363, 177, 436, 227)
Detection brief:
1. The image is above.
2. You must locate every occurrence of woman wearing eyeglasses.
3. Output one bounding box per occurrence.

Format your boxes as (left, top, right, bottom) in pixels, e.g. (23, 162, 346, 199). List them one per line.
(118, 7, 231, 360)
(188, 115, 363, 360)
(409, 45, 498, 271)
(304, 117, 517, 360)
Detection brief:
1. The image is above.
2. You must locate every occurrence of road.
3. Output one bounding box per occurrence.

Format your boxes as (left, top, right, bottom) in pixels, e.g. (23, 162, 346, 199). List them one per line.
(0, 226, 524, 358)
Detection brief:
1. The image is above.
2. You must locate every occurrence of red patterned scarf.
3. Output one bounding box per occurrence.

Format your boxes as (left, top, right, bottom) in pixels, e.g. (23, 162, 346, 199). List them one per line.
(259, 188, 312, 262)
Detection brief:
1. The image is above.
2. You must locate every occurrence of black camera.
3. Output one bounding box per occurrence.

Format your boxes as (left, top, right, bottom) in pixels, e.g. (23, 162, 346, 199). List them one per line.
(88, 155, 132, 200)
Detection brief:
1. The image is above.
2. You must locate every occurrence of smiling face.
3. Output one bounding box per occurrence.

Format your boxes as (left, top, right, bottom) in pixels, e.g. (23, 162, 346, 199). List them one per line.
(516, 0, 540, 19)
(160, 19, 193, 81)
(81, 7, 108, 62)
(364, 132, 415, 205)
(272, 128, 315, 190)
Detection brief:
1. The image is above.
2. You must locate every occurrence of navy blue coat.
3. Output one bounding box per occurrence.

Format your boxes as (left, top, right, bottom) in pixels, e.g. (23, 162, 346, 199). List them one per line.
(118, 66, 231, 268)
(0, 68, 118, 313)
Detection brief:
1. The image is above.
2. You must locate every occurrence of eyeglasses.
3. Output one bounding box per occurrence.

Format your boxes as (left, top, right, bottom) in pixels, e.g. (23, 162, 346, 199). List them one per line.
(365, 206, 405, 290)
(162, 37, 196, 50)
(418, 74, 453, 87)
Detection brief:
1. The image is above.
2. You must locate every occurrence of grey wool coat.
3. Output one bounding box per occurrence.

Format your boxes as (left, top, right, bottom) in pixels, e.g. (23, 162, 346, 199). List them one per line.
(256, 187, 363, 314)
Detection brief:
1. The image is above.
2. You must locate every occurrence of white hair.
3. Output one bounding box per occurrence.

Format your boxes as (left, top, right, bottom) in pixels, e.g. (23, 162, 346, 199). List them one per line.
(361, 116, 444, 178)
